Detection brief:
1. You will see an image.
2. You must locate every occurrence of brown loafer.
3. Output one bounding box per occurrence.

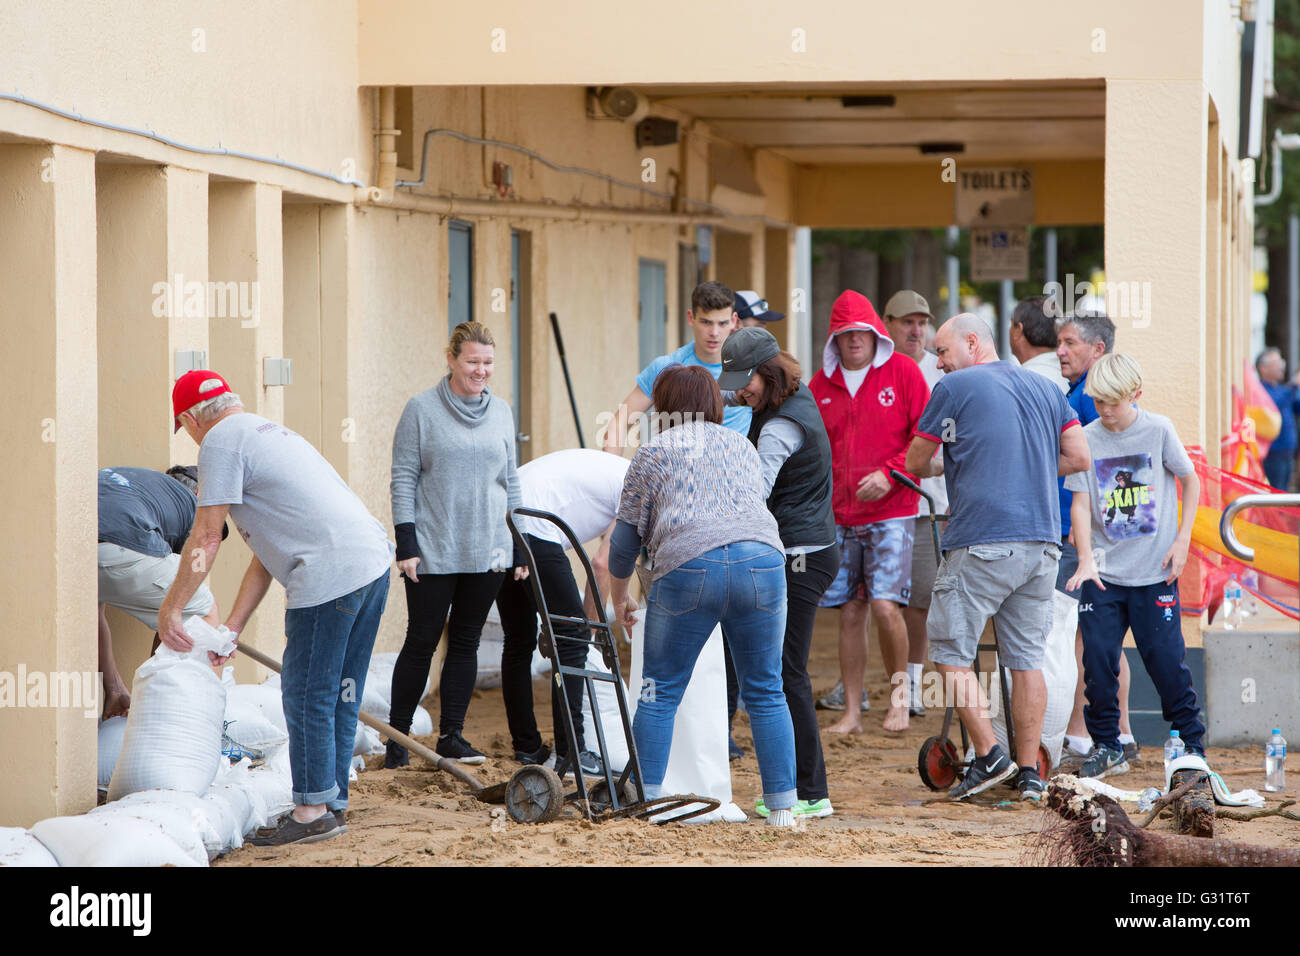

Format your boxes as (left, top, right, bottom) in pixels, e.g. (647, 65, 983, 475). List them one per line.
(248, 811, 344, 846)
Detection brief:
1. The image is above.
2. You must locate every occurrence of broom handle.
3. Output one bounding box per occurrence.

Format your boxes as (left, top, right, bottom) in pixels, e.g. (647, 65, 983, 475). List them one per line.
(235, 641, 484, 792)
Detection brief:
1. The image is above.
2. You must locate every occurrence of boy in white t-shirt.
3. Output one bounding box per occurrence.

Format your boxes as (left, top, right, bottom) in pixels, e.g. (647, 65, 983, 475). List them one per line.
(1065, 354, 1204, 779)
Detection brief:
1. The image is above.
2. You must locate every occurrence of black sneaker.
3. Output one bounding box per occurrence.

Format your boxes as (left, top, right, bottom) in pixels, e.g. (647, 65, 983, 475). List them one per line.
(248, 811, 343, 846)
(384, 740, 410, 769)
(436, 732, 487, 765)
(515, 743, 551, 766)
(1016, 767, 1045, 802)
(948, 745, 1017, 801)
(1079, 744, 1128, 779)
(1058, 748, 1088, 774)
(1122, 741, 1140, 765)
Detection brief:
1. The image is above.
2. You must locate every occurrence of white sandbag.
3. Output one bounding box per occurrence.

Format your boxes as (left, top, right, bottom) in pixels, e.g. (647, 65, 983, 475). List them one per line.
(107, 618, 231, 801)
(627, 611, 742, 823)
(361, 651, 431, 725)
(0, 827, 58, 867)
(224, 685, 288, 750)
(354, 720, 383, 756)
(990, 590, 1078, 768)
(247, 744, 294, 821)
(579, 645, 631, 772)
(30, 814, 201, 868)
(97, 716, 127, 790)
(227, 680, 287, 734)
(206, 759, 267, 846)
(90, 791, 215, 865)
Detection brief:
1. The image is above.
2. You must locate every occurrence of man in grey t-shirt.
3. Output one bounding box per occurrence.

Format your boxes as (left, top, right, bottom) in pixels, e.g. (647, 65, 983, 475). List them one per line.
(159, 370, 393, 846)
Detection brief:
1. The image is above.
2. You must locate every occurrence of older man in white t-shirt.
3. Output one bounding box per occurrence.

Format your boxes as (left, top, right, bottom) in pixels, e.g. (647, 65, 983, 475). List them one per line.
(883, 290, 948, 715)
(498, 448, 630, 777)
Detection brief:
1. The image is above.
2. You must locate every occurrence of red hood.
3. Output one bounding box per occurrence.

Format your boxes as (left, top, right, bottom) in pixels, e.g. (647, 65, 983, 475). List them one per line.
(823, 290, 895, 379)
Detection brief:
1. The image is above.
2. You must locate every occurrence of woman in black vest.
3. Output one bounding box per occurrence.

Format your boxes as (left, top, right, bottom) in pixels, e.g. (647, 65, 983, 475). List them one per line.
(720, 327, 840, 819)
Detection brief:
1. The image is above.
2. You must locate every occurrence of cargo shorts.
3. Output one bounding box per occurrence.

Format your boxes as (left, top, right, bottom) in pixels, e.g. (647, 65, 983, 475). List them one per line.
(926, 540, 1061, 671)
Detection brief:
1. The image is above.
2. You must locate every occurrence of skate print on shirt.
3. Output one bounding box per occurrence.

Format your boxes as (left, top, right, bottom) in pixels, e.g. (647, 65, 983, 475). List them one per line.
(1095, 453, 1156, 540)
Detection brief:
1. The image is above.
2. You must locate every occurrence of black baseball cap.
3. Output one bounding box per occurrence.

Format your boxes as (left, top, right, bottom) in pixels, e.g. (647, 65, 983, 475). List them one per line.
(718, 326, 781, 389)
(734, 290, 786, 323)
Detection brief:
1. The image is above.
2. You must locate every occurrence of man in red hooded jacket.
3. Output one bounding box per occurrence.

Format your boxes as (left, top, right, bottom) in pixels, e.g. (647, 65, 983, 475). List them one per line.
(811, 290, 930, 733)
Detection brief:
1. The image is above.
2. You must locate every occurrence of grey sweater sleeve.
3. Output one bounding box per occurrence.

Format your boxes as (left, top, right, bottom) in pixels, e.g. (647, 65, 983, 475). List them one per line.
(756, 416, 804, 499)
(501, 403, 522, 513)
(390, 399, 422, 527)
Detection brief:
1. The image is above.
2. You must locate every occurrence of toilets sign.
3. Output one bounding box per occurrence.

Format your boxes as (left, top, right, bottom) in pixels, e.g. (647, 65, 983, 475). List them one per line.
(954, 166, 1034, 227)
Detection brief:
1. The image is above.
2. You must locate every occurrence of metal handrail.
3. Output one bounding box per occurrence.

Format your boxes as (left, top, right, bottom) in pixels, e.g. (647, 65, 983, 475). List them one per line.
(1218, 493, 1300, 562)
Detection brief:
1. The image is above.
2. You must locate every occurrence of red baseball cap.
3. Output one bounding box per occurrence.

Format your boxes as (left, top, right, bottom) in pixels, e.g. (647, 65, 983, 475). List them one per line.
(172, 370, 232, 432)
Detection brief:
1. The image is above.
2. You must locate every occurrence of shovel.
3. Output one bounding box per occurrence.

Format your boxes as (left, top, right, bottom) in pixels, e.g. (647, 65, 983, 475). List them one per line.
(236, 642, 509, 803)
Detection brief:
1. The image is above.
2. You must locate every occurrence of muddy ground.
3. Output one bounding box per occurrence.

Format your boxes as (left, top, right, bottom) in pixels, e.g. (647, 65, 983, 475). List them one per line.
(217, 612, 1298, 866)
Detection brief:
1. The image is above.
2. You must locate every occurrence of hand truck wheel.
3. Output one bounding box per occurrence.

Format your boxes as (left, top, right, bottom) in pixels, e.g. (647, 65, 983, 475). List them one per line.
(917, 735, 960, 791)
(504, 765, 564, 824)
(1036, 743, 1052, 780)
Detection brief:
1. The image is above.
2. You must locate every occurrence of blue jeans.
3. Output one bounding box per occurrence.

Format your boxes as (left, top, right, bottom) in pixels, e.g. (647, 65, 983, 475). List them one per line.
(282, 572, 389, 810)
(635, 541, 797, 811)
(1078, 579, 1205, 754)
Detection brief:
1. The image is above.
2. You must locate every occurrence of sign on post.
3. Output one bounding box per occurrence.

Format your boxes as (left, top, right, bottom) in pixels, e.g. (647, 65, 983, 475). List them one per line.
(970, 227, 1029, 282)
(955, 167, 1034, 226)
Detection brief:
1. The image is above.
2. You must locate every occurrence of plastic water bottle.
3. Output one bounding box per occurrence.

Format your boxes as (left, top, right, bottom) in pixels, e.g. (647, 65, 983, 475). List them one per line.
(1241, 570, 1261, 618)
(1265, 729, 1287, 793)
(1164, 730, 1185, 779)
(1223, 581, 1243, 629)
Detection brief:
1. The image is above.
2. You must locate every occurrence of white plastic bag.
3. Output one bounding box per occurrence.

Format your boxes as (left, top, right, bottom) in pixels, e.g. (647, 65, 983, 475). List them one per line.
(0, 827, 59, 867)
(107, 618, 231, 801)
(990, 590, 1078, 768)
(579, 645, 631, 772)
(247, 743, 294, 821)
(627, 612, 743, 823)
(97, 716, 127, 790)
(30, 814, 201, 868)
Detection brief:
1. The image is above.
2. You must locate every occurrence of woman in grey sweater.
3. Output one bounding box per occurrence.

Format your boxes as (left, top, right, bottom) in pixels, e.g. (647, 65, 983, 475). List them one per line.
(387, 321, 527, 766)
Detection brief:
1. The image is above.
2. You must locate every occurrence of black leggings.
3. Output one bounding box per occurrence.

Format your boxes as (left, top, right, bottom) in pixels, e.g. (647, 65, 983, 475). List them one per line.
(498, 536, 589, 756)
(389, 570, 505, 737)
(782, 545, 839, 801)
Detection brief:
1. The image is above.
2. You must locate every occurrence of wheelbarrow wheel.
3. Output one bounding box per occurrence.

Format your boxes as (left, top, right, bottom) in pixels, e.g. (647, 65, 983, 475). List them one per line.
(587, 777, 638, 811)
(1036, 743, 1052, 780)
(504, 765, 564, 824)
(918, 735, 960, 791)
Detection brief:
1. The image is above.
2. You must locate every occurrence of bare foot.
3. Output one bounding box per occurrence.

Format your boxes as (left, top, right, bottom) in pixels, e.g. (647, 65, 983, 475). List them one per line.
(826, 715, 864, 734)
(881, 705, 909, 732)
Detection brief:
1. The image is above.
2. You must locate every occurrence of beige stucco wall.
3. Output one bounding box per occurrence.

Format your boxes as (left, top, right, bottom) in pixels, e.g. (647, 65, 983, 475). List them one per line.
(359, 0, 1205, 85)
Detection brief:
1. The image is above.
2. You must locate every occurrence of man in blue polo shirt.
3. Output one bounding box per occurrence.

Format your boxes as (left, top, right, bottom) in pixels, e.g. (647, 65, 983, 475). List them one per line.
(1055, 311, 1137, 768)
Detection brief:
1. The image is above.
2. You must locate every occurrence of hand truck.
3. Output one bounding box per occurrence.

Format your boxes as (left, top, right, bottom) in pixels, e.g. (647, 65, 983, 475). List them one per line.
(501, 507, 720, 824)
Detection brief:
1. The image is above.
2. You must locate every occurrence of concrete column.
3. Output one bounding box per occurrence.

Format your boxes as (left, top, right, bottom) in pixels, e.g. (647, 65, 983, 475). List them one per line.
(0, 144, 98, 826)
(95, 164, 210, 687)
(1104, 80, 1208, 448)
(763, 226, 793, 349)
(207, 181, 286, 680)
